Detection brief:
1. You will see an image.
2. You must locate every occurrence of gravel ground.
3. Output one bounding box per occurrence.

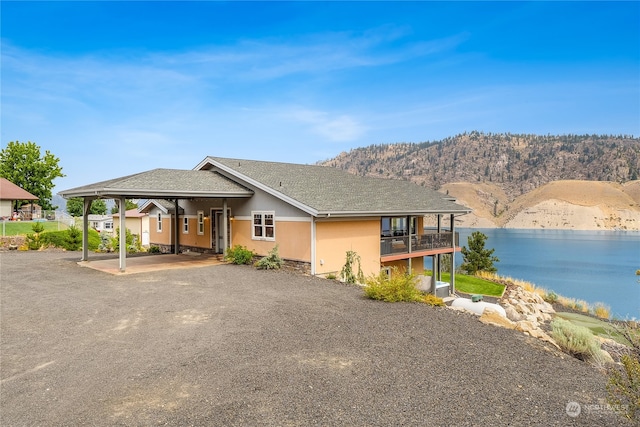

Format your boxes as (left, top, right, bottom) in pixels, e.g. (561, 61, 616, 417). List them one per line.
(0, 251, 629, 426)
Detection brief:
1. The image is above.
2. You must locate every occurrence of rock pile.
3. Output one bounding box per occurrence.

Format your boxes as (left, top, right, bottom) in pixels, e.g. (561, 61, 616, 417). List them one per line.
(448, 283, 560, 349)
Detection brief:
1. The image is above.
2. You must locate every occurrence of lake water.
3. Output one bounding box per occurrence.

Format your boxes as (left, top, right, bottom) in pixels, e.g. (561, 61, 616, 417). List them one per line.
(452, 229, 640, 320)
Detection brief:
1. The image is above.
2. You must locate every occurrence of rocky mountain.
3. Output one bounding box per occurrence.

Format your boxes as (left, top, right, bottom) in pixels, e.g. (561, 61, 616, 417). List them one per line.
(319, 132, 640, 230)
(319, 132, 640, 200)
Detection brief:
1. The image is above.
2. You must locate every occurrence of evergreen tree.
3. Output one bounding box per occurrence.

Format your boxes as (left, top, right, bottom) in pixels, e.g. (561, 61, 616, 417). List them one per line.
(460, 231, 499, 274)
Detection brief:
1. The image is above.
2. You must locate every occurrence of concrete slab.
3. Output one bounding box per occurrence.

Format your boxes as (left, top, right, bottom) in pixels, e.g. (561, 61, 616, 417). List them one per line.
(78, 253, 225, 275)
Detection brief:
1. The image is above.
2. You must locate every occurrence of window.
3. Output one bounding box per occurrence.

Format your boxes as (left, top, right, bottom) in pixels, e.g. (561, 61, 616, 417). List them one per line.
(157, 213, 162, 232)
(183, 217, 189, 234)
(252, 211, 275, 240)
(105, 221, 113, 230)
(197, 211, 204, 235)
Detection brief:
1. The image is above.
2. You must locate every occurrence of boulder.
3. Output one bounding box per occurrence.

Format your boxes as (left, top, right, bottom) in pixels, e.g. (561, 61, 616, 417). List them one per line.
(504, 305, 524, 322)
(479, 309, 516, 329)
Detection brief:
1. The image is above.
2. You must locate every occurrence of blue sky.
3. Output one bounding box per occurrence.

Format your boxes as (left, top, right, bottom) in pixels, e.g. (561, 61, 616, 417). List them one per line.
(2, 1, 639, 193)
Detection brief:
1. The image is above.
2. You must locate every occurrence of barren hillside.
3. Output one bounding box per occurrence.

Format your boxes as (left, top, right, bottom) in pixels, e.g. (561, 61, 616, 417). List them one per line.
(442, 180, 640, 230)
(320, 132, 640, 200)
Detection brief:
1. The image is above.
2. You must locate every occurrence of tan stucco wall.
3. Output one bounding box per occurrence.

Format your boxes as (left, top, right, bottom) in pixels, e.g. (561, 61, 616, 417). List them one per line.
(178, 216, 211, 249)
(315, 219, 381, 277)
(149, 217, 172, 245)
(231, 219, 311, 262)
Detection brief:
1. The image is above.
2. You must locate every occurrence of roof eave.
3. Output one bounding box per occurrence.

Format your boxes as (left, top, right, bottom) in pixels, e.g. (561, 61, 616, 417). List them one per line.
(59, 189, 253, 199)
(198, 157, 319, 216)
(316, 209, 472, 218)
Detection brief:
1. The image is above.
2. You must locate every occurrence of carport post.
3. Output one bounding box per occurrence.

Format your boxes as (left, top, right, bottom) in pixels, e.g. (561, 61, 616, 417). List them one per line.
(82, 198, 91, 261)
(222, 198, 228, 257)
(450, 213, 456, 295)
(174, 199, 180, 255)
(119, 197, 126, 272)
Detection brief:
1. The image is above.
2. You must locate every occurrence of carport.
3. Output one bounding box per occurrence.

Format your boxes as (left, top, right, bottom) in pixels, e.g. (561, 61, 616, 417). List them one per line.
(59, 168, 253, 272)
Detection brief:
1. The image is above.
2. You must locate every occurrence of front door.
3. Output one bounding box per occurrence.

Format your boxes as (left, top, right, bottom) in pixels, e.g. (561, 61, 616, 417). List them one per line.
(211, 209, 231, 254)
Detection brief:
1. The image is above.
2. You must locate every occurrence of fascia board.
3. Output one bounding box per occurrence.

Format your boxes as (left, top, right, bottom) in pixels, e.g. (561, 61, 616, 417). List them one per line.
(316, 208, 472, 218)
(59, 188, 252, 199)
(198, 157, 319, 217)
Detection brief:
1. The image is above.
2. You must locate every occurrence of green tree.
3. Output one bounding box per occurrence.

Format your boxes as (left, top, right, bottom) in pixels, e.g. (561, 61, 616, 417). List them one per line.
(460, 231, 499, 275)
(0, 141, 65, 210)
(110, 199, 138, 214)
(66, 197, 107, 217)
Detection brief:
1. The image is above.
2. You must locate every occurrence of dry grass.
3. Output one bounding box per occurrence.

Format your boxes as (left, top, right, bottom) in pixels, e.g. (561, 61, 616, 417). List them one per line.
(476, 271, 605, 315)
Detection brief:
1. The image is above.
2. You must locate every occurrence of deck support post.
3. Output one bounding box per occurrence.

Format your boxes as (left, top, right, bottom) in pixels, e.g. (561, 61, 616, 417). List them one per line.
(450, 213, 456, 295)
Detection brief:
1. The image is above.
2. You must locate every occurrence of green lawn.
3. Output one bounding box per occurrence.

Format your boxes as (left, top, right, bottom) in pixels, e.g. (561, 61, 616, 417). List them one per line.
(554, 312, 631, 345)
(425, 271, 505, 297)
(1, 221, 69, 236)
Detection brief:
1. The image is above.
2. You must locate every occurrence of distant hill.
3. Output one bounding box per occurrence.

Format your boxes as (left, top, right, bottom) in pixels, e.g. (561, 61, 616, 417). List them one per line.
(319, 132, 640, 199)
(441, 180, 640, 230)
(319, 132, 640, 230)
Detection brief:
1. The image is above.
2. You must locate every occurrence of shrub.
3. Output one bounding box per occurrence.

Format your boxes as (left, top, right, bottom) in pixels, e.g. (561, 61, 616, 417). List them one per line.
(543, 291, 558, 304)
(39, 227, 100, 251)
(340, 250, 364, 284)
(225, 245, 255, 265)
(422, 293, 445, 307)
(111, 228, 140, 253)
(325, 273, 337, 280)
(606, 323, 640, 421)
(255, 245, 284, 270)
(551, 318, 604, 363)
(364, 269, 423, 303)
(592, 303, 611, 320)
(148, 245, 161, 254)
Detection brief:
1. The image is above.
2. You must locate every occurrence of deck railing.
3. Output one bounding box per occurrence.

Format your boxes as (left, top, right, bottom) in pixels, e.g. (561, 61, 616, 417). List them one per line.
(380, 232, 459, 256)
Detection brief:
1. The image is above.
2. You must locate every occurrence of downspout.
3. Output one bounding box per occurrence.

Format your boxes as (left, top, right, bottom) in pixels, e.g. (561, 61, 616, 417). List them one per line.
(310, 215, 316, 275)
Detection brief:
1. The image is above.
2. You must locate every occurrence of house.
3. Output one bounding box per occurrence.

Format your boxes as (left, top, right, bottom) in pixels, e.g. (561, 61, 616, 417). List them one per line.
(87, 214, 113, 233)
(111, 208, 150, 247)
(59, 156, 471, 294)
(0, 178, 39, 220)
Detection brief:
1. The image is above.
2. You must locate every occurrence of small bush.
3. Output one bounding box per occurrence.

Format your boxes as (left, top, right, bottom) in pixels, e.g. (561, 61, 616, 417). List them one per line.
(551, 318, 604, 362)
(255, 245, 284, 270)
(364, 269, 423, 303)
(606, 322, 640, 421)
(543, 291, 558, 304)
(340, 250, 364, 284)
(225, 245, 255, 265)
(325, 273, 337, 280)
(422, 293, 445, 307)
(39, 227, 100, 251)
(148, 245, 161, 254)
(592, 303, 611, 320)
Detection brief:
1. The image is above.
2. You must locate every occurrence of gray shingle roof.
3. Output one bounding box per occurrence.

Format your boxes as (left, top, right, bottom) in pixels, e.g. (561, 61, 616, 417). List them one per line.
(59, 169, 253, 199)
(205, 157, 471, 216)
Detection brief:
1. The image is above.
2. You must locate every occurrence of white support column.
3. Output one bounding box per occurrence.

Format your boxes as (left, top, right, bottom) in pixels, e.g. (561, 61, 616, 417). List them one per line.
(174, 199, 180, 254)
(82, 198, 91, 261)
(436, 214, 442, 282)
(431, 255, 437, 295)
(119, 197, 126, 272)
(222, 199, 228, 257)
(450, 213, 456, 295)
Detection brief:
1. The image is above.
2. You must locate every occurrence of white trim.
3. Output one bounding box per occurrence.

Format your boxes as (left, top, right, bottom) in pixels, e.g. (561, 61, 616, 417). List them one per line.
(197, 210, 205, 235)
(195, 158, 319, 216)
(234, 215, 311, 222)
(310, 215, 316, 276)
(182, 216, 189, 234)
(251, 211, 275, 241)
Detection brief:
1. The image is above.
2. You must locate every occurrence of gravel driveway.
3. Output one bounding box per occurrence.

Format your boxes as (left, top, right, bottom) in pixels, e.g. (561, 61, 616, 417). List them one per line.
(0, 251, 627, 426)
